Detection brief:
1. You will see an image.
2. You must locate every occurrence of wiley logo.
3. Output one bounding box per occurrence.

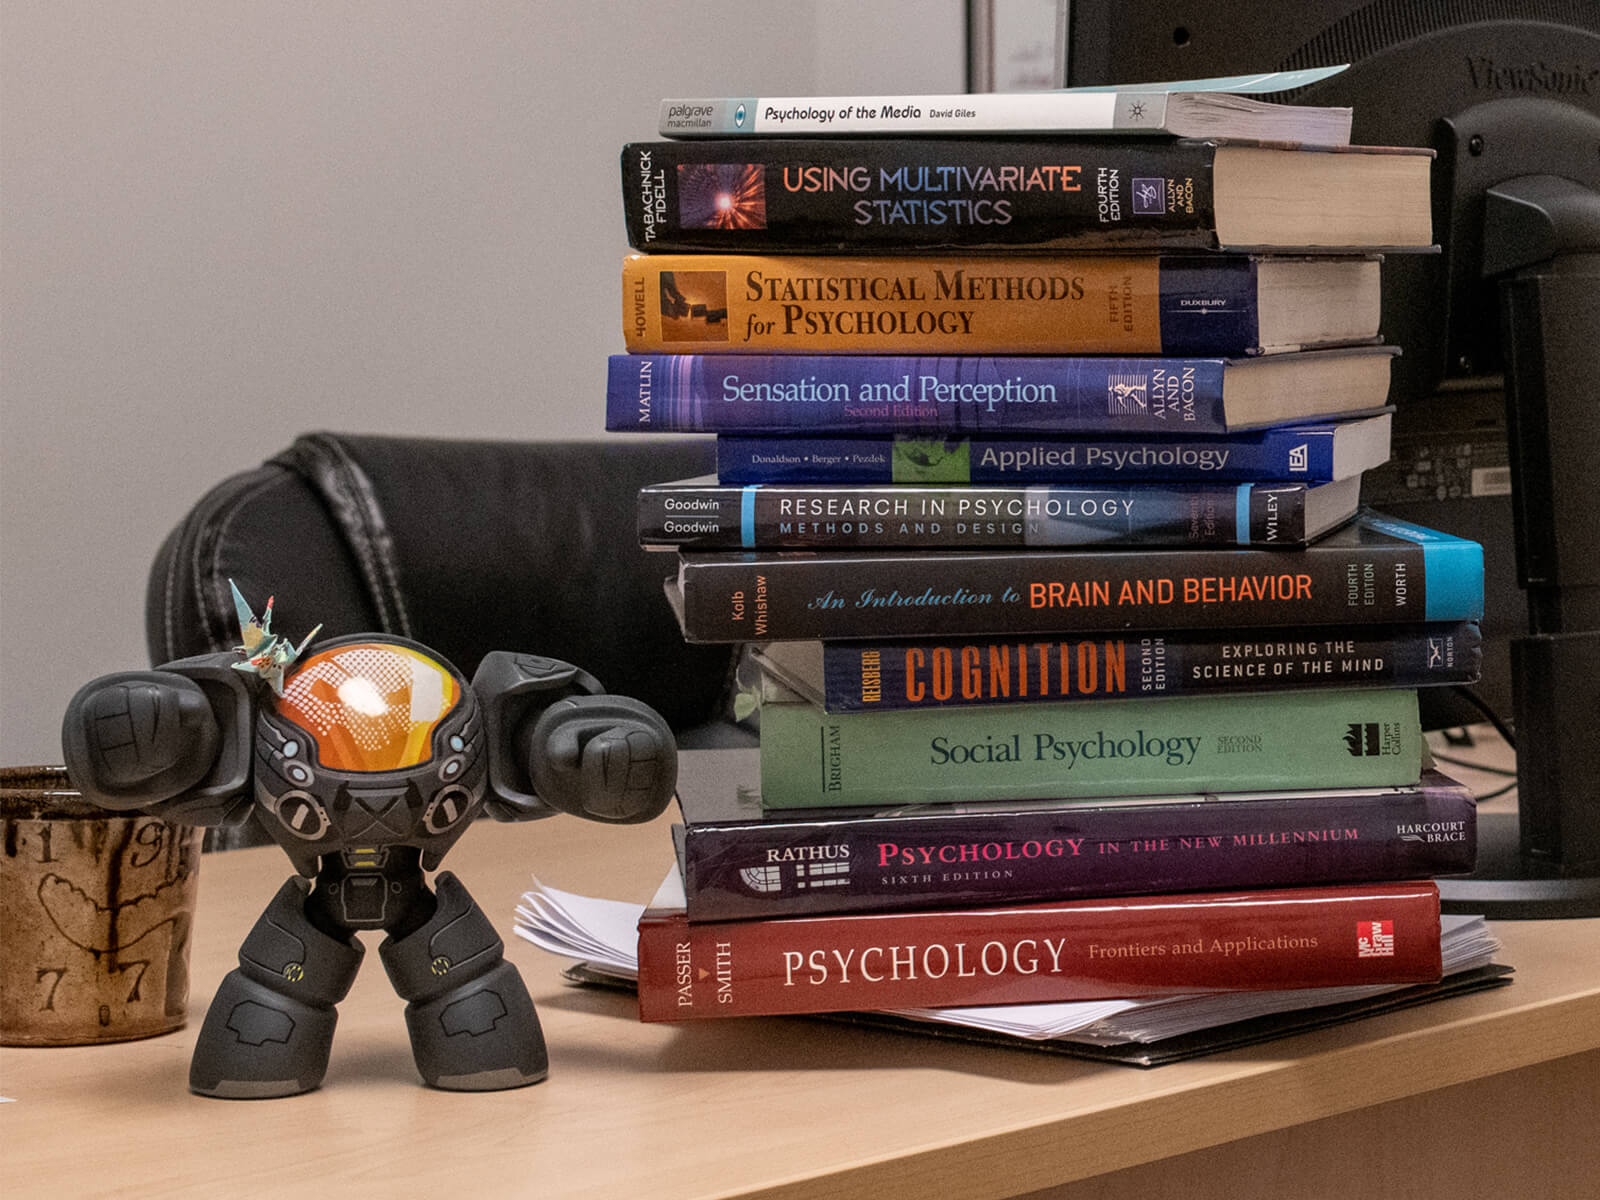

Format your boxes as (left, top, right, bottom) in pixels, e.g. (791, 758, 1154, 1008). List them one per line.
(1357, 919, 1395, 958)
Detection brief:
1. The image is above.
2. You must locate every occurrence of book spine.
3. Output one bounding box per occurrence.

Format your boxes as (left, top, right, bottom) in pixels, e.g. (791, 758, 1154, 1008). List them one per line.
(658, 91, 1151, 139)
(620, 139, 1221, 253)
(756, 688, 1425, 809)
(623, 253, 1266, 356)
(714, 430, 1348, 484)
(606, 353, 1234, 434)
(636, 881, 1443, 1020)
(811, 623, 1482, 711)
(639, 481, 1327, 549)
(680, 775, 1477, 920)
(671, 515, 1483, 642)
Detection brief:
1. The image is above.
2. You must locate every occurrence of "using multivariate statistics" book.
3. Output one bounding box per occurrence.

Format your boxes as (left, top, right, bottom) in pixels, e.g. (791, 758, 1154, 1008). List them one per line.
(605, 347, 1398, 435)
(623, 253, 1382, 356)
(622, 138, 1432, 253)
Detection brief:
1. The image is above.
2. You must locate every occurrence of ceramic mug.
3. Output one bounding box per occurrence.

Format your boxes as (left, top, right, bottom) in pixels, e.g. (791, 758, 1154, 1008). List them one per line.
(0, 766, 202, 1045)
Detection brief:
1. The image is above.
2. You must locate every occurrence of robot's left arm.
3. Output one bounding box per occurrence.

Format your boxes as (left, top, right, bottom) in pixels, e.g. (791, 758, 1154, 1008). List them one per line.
(60, 653, 257, 826)
(472, 652, 677, 825)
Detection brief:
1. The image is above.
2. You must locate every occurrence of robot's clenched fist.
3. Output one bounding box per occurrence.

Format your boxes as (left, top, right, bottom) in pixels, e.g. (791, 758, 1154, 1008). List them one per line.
(62, 587, 676, 1098)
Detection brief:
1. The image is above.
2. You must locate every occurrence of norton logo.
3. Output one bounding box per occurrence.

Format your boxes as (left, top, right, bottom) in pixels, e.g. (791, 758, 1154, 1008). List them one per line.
(735, 103, 748, 128)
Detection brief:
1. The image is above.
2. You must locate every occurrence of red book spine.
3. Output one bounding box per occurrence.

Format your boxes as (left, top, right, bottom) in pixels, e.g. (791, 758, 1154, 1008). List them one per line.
(636, 882, 1441, 1021)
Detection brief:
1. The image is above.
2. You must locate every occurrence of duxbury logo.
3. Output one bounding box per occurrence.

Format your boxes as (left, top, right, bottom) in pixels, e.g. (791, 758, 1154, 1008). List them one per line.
(734, 103, 747, 128)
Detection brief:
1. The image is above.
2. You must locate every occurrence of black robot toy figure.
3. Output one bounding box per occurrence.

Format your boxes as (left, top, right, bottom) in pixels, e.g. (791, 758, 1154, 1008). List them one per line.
(60, 584, 677, 1098)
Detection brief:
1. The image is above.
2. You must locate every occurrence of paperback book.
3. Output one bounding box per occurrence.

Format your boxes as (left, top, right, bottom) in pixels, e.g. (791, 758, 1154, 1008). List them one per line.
(637, 475, 1362, 550)
(666, 508, 1484, 643)
(606, 347, 1397, 435)
(673, 761, 1477, 920)
(714, 414, 1393, 485)
(622, 138, 1431, 253)
(750, 620, 1482, 713)
(656, 85, 1355, 143)
(632, 873, 1443, 1021)
(623, 253, 1381, 356)
(755, 686, 1427, 809)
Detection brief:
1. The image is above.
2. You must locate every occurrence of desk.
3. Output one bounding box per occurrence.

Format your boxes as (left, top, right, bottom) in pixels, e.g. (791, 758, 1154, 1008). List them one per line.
(3, 749, 1598, 1200)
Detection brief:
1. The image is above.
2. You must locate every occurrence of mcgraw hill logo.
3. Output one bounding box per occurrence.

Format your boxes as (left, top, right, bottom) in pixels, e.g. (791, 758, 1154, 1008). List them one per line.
(1343, 722, 1404, 757)
(1357, 919, 1395, 958)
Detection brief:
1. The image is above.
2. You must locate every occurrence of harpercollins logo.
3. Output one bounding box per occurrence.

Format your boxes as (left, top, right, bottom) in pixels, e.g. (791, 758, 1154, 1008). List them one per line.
(1344, 722, 1404, 757)
(1288, 443, 1309, 472)
(1357, 920, 1395, 958)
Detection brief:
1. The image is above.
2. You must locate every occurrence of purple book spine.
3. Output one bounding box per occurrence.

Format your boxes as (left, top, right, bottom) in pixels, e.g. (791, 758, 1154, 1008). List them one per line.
(679, 773, 1476, 921)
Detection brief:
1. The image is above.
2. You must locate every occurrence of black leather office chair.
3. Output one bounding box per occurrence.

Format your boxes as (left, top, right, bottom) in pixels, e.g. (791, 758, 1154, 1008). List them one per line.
(145, 432, 747, 846)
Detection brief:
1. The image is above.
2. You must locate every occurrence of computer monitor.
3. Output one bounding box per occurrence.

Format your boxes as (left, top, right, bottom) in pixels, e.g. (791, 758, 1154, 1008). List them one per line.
(1062, 1, 1600, 916)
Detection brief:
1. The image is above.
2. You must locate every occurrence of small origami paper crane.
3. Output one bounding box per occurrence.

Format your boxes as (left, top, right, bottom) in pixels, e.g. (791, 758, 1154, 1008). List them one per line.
(230, 580, 321, 696)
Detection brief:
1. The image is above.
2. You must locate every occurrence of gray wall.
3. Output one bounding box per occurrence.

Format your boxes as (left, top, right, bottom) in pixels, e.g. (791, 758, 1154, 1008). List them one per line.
(0, 1, 964, 764)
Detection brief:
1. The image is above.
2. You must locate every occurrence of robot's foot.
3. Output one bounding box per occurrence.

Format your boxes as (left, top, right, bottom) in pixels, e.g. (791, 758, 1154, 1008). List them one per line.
(381, 871, 549, 1091)
(187, 970, 340, 1099)
(404, 960, 549, 1091)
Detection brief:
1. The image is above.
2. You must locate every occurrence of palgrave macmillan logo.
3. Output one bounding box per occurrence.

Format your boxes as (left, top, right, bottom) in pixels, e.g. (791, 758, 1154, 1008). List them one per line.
(1357, 919, 1395, 958)
(734, 103, 748, 129)
(1131, 177, 1165, 215)
(1106, 373, 1150, 415)
(1288, 443, 1309, 472)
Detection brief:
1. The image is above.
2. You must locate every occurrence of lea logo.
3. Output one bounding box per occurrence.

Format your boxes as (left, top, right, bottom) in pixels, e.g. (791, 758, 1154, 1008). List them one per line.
(1357, 919, 1395, 958)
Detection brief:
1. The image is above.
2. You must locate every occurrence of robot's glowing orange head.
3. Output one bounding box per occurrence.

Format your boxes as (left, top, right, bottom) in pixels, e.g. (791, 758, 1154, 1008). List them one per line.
(267, 641, 463, 772)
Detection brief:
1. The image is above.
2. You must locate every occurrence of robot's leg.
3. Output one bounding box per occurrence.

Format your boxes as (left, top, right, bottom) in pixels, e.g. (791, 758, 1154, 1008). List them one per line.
(189, 877, 364, 1099)
(379, 871, 548, 1091)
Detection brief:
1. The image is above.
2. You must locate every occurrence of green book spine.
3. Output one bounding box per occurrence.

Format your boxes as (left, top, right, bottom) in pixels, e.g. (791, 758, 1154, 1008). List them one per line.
(758, 688, 1422, 809)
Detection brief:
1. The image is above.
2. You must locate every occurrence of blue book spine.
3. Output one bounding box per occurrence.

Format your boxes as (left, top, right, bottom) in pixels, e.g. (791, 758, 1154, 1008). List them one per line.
(607, 354, 1231, 433)
(718, 427, 1357, 484)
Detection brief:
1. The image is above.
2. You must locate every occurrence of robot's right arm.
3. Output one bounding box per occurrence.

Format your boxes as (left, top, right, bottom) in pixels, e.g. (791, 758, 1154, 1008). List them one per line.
(61, 653, 257, 827)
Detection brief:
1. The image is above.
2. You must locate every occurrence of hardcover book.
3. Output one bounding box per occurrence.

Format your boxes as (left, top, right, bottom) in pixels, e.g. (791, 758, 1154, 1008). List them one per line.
(750, 620, 1482, 713)
(673, 761, 1477, 920)
(622, 253, 1381, 356)
(666, 508, 1484, 643)
(606, 347, 1397, 435)
(633, 872, 1444, 1021)
(622, 139, 1432, 253)
(755, 686, 1426, 809)
(714, 414, 1393, 485)
(637, 475, 1362, 550)
(656, 87, 1354, 144)
(518, 881, 1505, 1065)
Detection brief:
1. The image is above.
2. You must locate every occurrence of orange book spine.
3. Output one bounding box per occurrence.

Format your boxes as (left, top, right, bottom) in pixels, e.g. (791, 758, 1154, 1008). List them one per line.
(622, 253, 1169, 355)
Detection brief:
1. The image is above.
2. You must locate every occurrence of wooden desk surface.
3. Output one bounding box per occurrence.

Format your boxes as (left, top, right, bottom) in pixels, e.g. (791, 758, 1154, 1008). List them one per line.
(4, 749, 1599, 1200)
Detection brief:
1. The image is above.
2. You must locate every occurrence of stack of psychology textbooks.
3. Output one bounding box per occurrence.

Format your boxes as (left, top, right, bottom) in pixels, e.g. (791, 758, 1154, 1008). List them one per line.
(593, 80, 1495, 1034)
